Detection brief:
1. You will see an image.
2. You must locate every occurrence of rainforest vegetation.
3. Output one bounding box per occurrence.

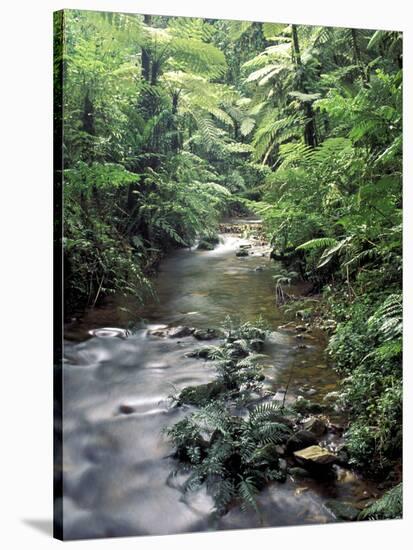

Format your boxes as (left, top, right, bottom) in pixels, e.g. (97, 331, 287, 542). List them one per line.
(56, 11, 402, 520)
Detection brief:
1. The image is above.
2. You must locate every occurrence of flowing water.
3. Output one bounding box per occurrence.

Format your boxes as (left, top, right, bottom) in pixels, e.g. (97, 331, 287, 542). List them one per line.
(61, 222, 378, 539)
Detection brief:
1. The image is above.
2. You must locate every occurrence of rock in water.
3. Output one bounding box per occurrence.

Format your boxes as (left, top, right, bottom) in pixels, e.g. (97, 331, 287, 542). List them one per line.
(288, 466, 311, 479)
(294, 445, 337, 466)
(325, 500, 359, 521)
(186, 347, 212, 359)
(197, 240, 215, 250)
(236, 249, 249, 257)
(168, 326, 194, 338)
(286, 430, 318, 453)
(193, 328, 220, 340)
(302, 416, 328, 437)
(119, 404, 135, 415)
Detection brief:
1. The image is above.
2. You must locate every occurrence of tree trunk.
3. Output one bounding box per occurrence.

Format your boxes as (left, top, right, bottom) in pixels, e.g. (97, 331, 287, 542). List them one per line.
(141, 15, 152, 81)
(291, 25, 318, 147)
(351, 28, 368, 84)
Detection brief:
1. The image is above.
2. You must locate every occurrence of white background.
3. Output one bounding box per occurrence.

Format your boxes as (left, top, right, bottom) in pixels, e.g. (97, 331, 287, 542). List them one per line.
(0, 0, 411, 548)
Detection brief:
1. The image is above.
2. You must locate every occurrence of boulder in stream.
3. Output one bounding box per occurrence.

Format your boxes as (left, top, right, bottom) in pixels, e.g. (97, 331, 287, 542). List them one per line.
(193, 328, 221, 340)
(324, 500, 359, 521)
(301, 416, 328, 437)
(186, 347, 213, 359)
(198, 234, 220, 250)
(197, 240, 215, 251)
(288, 466, 312, 479)
(168, 326, 194, 338)
(236, 249, 249, 257)
(286, 430, 318, 454)
(293, 445, 337, 466)
(118, 404, 135, 415)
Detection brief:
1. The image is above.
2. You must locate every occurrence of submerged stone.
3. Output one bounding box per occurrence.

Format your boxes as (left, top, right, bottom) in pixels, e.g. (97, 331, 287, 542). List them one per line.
(118, 404, 135, 415)
(325, 500, 359, 521)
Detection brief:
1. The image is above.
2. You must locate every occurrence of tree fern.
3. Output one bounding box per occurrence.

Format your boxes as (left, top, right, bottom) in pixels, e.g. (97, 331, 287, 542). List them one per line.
(359, 483, 402, 520)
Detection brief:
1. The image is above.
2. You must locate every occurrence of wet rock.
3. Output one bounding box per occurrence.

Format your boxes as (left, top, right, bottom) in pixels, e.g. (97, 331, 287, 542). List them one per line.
(236, 249, 249, 257)
(250, 338, 265, 352)
(325, 500, 359, 521)
(254, 266, 264, 272)
(302, 416, 328, 437)
(298, 386, 317, 396)
(293, 398, 326, 415)
(149, 329, 168, 337)
(198, 234, 219, 250)
(118, 404, 135, 415)
(186, 347, 212, 359)
(336, 446, 351, 467)
(293, 445, 337, 466)
(168, 326, 194, 338)
(295, 344, 309, 350)
(197, 240, 215, 251)
(90, 327, 130, 339)
(288, 466, 311, 479)
(279, 322, 297, 331)
(178, 381, 225, 406)
(295, 333, 316, 341)
(193, 328, 221, 340)
(286, 430, 318, 454)
(321, 320, 337, 332)
(295, 325, 307, 332)
(295, 486, 309, 496)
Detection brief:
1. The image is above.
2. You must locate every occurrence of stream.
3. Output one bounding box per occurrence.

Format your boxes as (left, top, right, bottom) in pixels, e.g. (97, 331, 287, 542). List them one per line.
(61, 220, 378, 539)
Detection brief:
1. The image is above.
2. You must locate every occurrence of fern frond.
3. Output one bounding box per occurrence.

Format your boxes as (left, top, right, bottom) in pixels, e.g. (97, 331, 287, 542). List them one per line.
(359, 483, 402, 519)
(296, 237, 338, 251)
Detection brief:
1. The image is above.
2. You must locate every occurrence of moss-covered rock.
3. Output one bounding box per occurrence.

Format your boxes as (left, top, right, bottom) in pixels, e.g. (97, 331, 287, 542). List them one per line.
(178, 381, 226, 406)
(325, 500, 359, 521)
(197, 234, 220, 250)
(197, 240, 215, 251)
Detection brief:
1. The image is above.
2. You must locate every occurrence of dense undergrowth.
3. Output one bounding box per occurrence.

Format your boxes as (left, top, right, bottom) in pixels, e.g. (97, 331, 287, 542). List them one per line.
(57, 12, 402, 517)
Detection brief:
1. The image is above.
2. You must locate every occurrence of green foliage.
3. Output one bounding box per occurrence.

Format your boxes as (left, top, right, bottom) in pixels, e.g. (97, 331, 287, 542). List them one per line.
(328, 293, 402, 472)
(59, 11, 403, 499)
(166, 401, 290, 515)
(359, 483, 402, 520)
(61, 11, 240, 312)
(166, 319, 294, 514)
(238, 23, 402, 480)
(177, 318, 268, 406)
